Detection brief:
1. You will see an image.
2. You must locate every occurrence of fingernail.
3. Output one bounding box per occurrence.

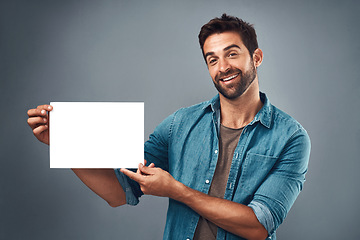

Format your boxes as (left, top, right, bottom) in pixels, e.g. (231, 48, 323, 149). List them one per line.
(41, 110, 45, 114)
(48, 106, 52, 110)
(43, 118, 47, 122)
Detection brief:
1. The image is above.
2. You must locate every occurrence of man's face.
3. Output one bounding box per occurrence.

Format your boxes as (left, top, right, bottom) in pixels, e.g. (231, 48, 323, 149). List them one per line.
(203, 31, 257, 100)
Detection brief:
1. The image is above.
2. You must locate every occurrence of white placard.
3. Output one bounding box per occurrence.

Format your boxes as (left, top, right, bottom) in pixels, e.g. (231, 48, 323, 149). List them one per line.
(49, 102, 144, 168)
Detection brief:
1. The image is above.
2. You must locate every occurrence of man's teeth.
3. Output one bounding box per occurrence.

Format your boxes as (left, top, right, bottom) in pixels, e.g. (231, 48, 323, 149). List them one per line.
(222, 74, 238, 81)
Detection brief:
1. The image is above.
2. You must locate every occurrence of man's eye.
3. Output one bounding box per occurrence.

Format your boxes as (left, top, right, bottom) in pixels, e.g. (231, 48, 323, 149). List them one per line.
(229, 52, 238, 57)
(208, 59, 217, 64)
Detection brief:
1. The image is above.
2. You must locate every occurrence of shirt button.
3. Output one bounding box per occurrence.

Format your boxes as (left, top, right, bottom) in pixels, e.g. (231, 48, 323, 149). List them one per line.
(214, 150, 218, 154)
(205, 179, 210, 184)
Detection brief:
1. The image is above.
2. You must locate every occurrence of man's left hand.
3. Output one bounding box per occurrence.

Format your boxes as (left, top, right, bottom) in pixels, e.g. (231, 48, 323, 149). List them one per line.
(120, 163, 179, 198)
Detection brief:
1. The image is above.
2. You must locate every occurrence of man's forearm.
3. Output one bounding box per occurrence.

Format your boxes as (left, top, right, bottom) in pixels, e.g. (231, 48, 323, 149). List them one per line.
(170, 181, 268, 240)
(72, 169, 126, 207)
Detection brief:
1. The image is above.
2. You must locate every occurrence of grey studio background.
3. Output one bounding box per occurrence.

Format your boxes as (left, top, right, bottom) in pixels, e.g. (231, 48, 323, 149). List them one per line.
(1, 0, 359, 239)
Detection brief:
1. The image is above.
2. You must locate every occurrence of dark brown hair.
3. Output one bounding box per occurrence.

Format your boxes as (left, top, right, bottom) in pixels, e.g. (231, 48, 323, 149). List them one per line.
(198, 14, 258, 61)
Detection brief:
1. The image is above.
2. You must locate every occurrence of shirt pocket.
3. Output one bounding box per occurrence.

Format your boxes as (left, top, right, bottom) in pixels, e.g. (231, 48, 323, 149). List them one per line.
(240, 153, 278, 194)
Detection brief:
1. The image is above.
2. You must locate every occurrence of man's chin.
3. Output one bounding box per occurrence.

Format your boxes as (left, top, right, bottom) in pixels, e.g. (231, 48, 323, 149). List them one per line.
(218, 90, 244, 100)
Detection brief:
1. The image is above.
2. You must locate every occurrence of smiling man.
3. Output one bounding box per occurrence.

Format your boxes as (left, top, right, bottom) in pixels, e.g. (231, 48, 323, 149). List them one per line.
(27, 14, 310, 240)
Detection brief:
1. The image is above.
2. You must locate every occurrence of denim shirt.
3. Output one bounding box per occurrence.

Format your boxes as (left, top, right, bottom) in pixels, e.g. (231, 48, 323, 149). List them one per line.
(115, 92, 311, 240)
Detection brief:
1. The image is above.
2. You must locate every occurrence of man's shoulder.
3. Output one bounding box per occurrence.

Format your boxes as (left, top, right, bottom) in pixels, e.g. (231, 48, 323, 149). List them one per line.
(270, 104, 308, 137)
(173, 99, 213, 118)
(259, 92, 306, 134)
(153, 98, 213, 134)
(272, 105, 300, 124)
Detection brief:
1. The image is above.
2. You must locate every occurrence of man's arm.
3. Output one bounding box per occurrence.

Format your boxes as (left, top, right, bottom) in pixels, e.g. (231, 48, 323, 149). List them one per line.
(72, 169, 126, 207)
(121, 164, 268, 240)
(27, 104, 127, 207)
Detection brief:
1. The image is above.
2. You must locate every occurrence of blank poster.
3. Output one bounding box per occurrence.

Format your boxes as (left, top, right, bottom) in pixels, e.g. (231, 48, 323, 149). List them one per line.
(49, 102, 144, 168)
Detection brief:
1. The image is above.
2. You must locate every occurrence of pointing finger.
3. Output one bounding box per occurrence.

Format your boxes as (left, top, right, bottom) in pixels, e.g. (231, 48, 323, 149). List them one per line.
(121, 168, 143, 183)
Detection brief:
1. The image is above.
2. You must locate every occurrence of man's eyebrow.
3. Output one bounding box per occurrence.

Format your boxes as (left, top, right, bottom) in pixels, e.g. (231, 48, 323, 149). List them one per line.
(204, 51, 214, 59)
(224, 44, 241, 51)
(204, 44, 241, 60)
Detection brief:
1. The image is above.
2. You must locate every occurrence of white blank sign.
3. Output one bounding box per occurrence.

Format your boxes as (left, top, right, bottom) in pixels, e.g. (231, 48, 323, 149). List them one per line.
(49, 102, 144, 168)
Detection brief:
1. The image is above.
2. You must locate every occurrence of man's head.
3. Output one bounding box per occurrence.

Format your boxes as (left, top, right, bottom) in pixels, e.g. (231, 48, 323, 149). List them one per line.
(199, 14, 263, 100)
(198, 14, 259, 61)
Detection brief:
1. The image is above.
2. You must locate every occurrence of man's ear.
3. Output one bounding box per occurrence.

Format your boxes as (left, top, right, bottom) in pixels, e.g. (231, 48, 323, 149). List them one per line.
(252, 48, 263, 68)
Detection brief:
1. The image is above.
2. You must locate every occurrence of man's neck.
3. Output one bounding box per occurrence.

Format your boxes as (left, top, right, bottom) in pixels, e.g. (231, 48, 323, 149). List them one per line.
(219, 81, 263, 129)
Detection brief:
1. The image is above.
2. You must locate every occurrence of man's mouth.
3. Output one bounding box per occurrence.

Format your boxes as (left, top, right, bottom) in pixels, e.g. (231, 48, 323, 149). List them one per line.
(221, 73, 239, 82)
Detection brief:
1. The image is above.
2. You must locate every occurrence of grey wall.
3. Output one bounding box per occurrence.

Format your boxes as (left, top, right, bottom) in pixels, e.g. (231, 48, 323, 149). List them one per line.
(1, 0, 359, 239)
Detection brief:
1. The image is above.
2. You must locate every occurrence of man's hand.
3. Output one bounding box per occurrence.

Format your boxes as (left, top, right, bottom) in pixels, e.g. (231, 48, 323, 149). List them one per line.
(121, 163, 179, 198)
(27, 104, 53, 145)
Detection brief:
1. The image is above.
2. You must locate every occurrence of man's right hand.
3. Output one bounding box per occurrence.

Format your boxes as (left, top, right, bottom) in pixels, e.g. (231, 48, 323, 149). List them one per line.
(27, 104, 53, 145)
(26, 104, 129, 207)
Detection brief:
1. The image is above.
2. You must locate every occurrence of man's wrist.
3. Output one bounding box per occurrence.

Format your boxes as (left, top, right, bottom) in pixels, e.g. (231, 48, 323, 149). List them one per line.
(167, 179, 188, 201)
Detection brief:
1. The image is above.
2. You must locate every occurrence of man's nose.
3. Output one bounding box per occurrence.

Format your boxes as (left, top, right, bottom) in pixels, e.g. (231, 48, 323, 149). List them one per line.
(218, 58, 230, 73)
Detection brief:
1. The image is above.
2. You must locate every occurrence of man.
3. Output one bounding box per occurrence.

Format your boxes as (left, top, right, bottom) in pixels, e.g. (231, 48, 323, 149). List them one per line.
(27, 14, 311, 240)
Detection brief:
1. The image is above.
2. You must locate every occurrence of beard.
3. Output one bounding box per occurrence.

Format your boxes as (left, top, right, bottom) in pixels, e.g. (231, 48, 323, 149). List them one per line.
(213, 63, 257, 100)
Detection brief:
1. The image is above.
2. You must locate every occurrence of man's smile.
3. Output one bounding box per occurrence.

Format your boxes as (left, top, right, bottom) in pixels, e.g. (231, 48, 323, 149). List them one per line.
(221, 73, 239, 82)
(216, 69, 242, 83)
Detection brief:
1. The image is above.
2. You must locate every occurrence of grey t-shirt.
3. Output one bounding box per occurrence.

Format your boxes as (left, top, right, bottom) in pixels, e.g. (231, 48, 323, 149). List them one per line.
(193, 124, 243, 240)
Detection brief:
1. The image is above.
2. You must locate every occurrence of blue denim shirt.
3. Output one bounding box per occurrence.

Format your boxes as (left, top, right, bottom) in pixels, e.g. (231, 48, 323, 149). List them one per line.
(115, 92, 311, 240)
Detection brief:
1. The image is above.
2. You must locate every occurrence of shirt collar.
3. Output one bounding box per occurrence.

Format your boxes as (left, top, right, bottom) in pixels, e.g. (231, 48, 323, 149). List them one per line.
(203, 92, 272, 129)
(204, 94, 221, 112)
(252, 92, 272, 128)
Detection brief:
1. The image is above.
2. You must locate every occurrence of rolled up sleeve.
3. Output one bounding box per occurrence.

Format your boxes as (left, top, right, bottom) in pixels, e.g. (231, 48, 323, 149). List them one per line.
(114, 168, 143, 205)
(248, 200, 275, 235)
